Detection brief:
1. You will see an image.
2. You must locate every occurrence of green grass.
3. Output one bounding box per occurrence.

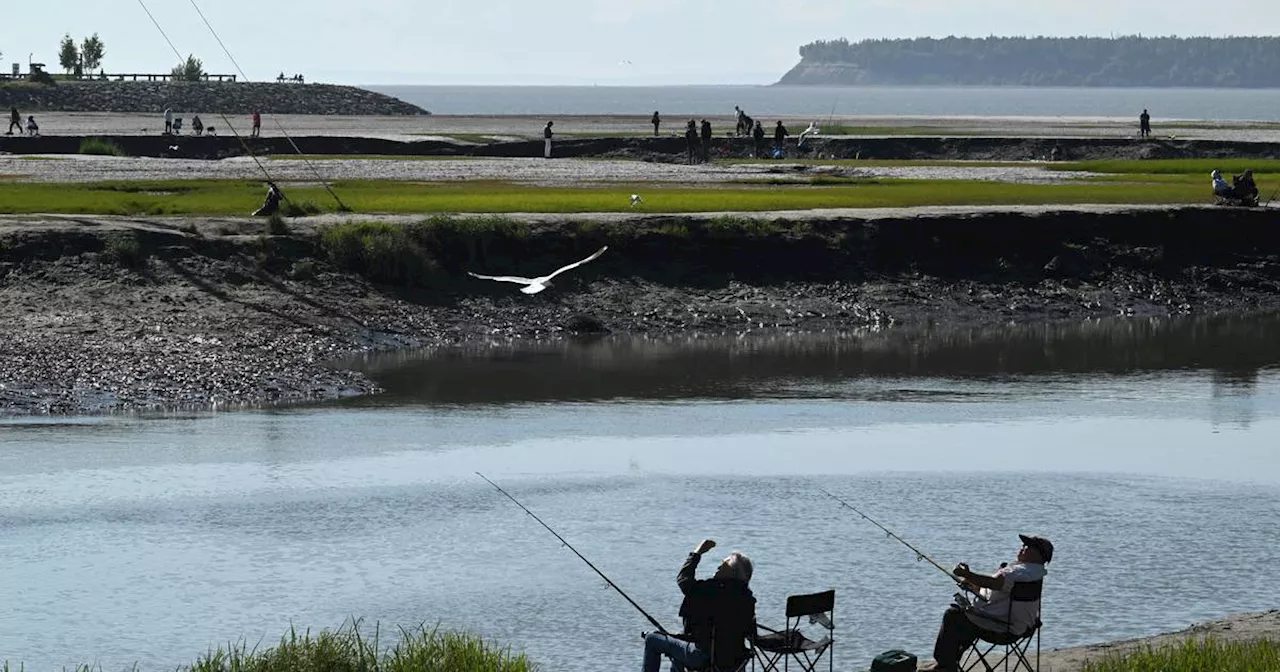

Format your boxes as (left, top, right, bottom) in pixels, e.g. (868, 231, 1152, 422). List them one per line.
(319, 215, 526, 286)
(1048, 158, 1280, 175)
(78, 137, 128, 157)
(723, 159, 1042, 168)
(0, 178, 1213, 215)
(3, 621, 536, 672)
(1081, 637, 1280, 672)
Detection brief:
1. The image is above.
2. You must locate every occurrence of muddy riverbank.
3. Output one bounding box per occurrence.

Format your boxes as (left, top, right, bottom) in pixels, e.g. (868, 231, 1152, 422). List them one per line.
(2, 205, 1279, 415)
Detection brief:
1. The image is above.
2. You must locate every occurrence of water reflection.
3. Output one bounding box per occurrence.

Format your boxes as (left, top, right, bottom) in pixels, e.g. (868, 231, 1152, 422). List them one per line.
(345, 312, 1280, 406)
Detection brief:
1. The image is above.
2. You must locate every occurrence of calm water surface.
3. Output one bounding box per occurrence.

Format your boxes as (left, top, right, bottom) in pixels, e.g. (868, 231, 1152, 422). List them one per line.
(3, 314, 1280, 671)
(369, 84, 1280, 120)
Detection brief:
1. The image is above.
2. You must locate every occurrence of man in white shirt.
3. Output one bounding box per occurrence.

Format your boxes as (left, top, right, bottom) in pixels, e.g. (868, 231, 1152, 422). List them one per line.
(920, 534, 1053, 672)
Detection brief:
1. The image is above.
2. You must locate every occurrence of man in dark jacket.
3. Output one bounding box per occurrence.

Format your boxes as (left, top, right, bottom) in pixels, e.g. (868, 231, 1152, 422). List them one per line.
(774, 121, 789, 154)
(700, 119, 713, 162)
(685, 119, 699, 165)
(752, 121, 766, 158)
(642, 539, 756, 672)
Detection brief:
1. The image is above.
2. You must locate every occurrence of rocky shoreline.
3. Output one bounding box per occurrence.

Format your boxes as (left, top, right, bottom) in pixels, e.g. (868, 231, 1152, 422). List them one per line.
(0, 81, 428, 115)
(2, 205, 1279, 416)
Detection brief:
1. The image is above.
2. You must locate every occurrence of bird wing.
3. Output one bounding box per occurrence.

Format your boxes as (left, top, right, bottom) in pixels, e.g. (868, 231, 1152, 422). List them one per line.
(544, 246, 608, 281)
(467, 272, 536, 285)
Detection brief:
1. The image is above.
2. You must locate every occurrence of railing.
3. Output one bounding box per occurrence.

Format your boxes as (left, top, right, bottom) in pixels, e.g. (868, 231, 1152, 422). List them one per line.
(0, 73, 239, 82)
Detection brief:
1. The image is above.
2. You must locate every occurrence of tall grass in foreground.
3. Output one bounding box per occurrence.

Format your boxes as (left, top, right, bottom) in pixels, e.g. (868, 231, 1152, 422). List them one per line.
(186, 622, 535, 672)
(78, 137, 128, 157)
(1081, 637, 1280, 672)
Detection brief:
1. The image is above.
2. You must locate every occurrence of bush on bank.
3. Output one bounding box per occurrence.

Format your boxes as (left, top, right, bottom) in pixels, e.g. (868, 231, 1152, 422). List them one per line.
(1081, 637, 1280, 672)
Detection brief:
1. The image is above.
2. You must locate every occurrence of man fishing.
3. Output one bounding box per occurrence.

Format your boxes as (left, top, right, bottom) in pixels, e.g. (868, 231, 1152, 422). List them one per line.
(642, 539, 756, 672)
(920, 534, 1053, 672)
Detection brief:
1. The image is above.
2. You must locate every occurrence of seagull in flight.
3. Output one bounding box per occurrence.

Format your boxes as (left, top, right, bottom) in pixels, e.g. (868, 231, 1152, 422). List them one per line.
(468, 246, 608, 294)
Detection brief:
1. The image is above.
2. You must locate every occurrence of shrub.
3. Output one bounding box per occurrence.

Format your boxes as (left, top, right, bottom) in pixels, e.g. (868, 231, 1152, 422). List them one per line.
(266, 214, 290, 235)
(103, 233, 147, 269)
(1081, 637, 1280, 672)
(319, 221, 435, 286)
(79, 137, 127, 157)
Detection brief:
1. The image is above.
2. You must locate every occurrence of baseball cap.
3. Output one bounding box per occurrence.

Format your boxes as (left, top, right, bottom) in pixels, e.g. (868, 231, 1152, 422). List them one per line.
(1018, 534, 1054, 564)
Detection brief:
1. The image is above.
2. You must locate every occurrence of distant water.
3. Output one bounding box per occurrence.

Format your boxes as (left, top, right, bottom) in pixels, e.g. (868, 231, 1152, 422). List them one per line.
(367, 84, 1280, 121)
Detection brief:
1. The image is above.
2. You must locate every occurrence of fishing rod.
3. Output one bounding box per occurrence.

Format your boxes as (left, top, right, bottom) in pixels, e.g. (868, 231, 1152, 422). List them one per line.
(818, 487, 962, 584)
(1265, 180, 1280, 208)
(476, 472, 670, 635)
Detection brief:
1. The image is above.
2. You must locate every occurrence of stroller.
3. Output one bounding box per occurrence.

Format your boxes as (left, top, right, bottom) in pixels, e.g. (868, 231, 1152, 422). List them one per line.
(1214, 169, 1260, 207)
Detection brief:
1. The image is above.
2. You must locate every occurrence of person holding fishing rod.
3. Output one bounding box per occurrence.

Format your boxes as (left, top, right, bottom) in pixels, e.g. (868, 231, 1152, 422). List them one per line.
(919, 534, 1053, 672)
(642, 539, 757, 672)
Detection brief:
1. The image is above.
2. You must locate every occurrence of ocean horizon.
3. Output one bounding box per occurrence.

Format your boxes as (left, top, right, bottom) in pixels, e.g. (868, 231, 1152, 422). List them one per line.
(366, 84, 1280, 121)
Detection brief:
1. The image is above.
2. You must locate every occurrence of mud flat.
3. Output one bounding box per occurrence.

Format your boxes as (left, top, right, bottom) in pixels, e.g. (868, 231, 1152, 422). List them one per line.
(2, 204, 1279, 416)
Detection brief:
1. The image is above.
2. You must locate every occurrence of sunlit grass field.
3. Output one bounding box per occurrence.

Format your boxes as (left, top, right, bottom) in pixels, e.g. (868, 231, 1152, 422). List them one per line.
(0, 178, 1211, 216)
(1080, 637, 1280, 672)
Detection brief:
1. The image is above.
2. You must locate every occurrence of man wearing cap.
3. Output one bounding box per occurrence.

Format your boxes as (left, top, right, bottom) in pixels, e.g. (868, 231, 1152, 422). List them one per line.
(920, 534, 1053, 672)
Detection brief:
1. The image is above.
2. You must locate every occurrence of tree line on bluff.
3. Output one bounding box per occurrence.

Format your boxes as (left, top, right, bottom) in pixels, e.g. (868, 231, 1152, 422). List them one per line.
(781, 36, 1280, 87)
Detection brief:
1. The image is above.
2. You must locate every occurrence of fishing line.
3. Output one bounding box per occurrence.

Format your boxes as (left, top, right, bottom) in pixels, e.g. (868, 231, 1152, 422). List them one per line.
(818, 487, 963, 586)
(136, 0, 281, 194)
(476, 472, 671, 635)
(187, 0, 349, 212)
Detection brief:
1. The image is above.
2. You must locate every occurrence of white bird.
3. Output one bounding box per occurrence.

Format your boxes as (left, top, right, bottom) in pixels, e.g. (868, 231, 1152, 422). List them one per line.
(630, 194, 643, 206)
(168, 145, 179, 151)
(468, 246, 608, 295)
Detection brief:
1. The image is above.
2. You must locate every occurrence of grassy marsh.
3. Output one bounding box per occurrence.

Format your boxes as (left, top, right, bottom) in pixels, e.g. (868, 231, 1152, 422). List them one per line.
(1080, 637, 1280, 672)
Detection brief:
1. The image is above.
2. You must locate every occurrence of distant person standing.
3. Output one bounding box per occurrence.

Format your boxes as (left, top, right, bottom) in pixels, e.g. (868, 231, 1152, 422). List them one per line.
(652, 111, 661, 137)
(700, 119, 713, 162)
(735, 106, 746, 136)
(7, 106, 20, 135)
(752, 120, 765, 158)
(191, 115, 204, 136)
(543, 120, 554, 158)
(1139, 109, 1151, 138)
(251, 110, 262, 137)
(685, 119, 698, 165)
(774, 120, 789, 155)
(163, 107, 173, 135)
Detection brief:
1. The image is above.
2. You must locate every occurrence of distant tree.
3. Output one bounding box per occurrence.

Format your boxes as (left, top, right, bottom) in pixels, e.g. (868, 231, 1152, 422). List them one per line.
(170, 54, 205, 82)
(81, 34, 106, 72)
(58, 34, 79, 74)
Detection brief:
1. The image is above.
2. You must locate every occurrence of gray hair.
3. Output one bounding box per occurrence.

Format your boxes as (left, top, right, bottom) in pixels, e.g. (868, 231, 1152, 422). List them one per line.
(726, 551, 753, 583)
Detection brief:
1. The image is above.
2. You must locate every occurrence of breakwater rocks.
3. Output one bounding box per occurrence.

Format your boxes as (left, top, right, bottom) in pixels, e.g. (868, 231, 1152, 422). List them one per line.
(3, 205, 1280, 415)
(4, 133, 1278, 162)
(0, 81, 427, 115)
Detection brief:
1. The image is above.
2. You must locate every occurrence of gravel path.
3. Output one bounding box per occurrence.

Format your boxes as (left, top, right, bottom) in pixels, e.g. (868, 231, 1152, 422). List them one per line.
(0, 154, 1095, 185)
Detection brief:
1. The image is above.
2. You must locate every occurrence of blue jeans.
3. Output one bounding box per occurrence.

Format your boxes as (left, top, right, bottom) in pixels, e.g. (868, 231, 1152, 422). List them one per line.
(643, 632, 710, 672)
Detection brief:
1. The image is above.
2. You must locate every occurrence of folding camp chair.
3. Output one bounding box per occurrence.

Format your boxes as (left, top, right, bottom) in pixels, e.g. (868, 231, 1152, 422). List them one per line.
(753, 590, 834, 672)
(960, 580, 1042, 672)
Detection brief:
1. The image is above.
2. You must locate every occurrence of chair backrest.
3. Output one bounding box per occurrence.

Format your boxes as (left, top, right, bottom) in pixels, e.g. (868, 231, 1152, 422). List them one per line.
(786, 590, 835, 619)
(1010, 580, 1042, 602)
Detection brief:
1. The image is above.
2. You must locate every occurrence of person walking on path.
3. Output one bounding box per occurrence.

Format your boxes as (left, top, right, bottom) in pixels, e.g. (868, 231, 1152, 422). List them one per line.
(651, 111, 661, 137)
(1139, 109, 1151, 138)
(251, 110, 262, 138)
(685, 119, 699, 165)
(7, 107, 21, 135)
(543, 120, 554, 158)
(700, 119, 713, 162)
(191, 115, 204, 136)
(752, 120, 765, 158)
(164, 108, 173, 135)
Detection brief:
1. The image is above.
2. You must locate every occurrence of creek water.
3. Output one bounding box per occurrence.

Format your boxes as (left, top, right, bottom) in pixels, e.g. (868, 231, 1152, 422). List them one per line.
(3, 314, 1280, 671)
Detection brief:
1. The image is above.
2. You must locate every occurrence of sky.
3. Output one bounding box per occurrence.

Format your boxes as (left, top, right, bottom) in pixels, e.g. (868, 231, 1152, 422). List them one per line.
(3, 0, 1280, 86)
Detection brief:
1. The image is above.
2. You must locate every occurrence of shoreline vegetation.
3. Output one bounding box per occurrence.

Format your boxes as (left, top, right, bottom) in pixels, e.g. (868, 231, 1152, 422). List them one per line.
(2, 610, 1276, 671)
(780, 36, 1280, 87)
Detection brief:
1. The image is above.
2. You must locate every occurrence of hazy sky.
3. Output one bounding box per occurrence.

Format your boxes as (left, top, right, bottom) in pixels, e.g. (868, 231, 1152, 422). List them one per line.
(4, 0, 1280, 85)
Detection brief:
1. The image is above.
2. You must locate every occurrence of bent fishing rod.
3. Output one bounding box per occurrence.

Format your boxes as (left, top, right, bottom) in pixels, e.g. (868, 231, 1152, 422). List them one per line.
(476, 472, 670, 635)
(818, 487, 966, 586)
